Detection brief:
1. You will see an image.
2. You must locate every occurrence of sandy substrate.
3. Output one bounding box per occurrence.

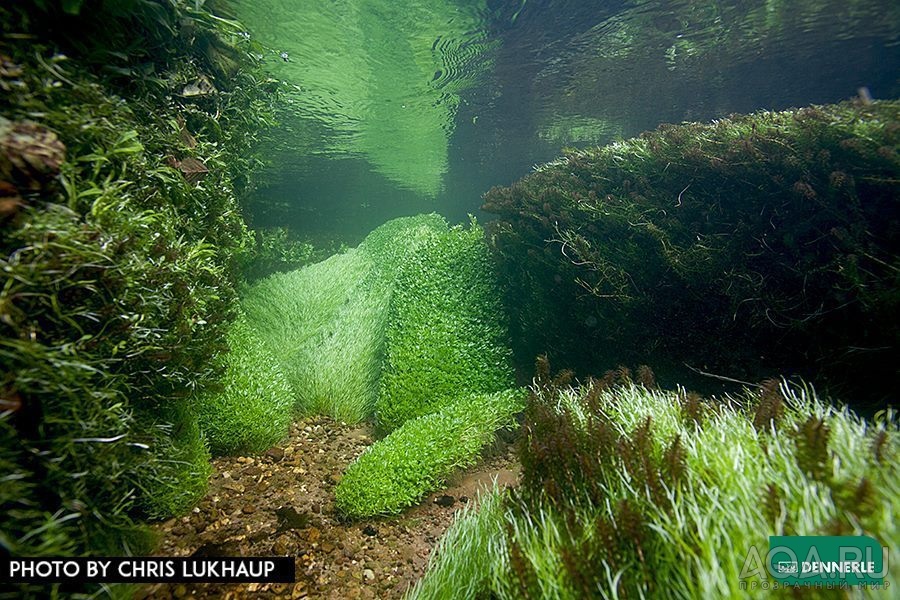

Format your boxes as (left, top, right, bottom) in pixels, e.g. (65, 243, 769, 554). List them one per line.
(139, 417, 518, 599)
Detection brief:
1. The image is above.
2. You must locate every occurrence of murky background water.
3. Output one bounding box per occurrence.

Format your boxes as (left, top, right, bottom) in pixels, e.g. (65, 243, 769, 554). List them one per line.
(233, 0, 900, 242)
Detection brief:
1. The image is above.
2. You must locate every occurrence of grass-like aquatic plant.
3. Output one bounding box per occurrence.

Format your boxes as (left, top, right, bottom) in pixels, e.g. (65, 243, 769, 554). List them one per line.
(137, 402, 213, 522)
(0, 0, 278, 569)
(196, 314, 294, 455)
(406, 485, 509, 599)
(242, 250, 383, 422)
(376, 220, 515, 432)
(411, 364, 899, 598)
(241, 214, 449, 423)
(335, 389, 525, 519)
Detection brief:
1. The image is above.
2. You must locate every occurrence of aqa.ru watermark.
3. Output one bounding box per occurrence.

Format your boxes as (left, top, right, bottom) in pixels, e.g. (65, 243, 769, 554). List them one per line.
(738, 535, 891, 591)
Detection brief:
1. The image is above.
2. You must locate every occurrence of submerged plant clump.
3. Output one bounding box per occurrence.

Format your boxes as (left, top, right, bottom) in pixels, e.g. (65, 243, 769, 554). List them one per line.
(376, 219, 515, 433)
(411, 365, 900, 599)
(241, 214, 449, 423)
(241, 214, 520, 518)
(483, 101, 900, 405)
(196, 313, 294, 456)
(336, 389, 525, 519)
(0, 0, 278, 565)
(242, 249, 383, 422)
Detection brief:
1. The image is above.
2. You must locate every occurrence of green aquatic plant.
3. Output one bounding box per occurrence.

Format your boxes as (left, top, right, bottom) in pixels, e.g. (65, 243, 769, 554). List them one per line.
(406, 485, 509, 600)
(335, 389, 525, 519)
(241, 214, 448, 423)
(242, 250, 383, 422)
(411, 366, 900, 598)
(484, 100, 900, 405)
(137, 401, 213, 521)
(376, 220, 515, 433)
(196, 314, 294, 456)
(0, 0, 277, 568)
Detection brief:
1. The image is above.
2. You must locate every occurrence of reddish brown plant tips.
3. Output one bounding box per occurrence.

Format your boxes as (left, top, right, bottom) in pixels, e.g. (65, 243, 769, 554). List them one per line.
(753, 378, 785, 432)
(794, 416, 832, 482)
(636, 364, 656, 389)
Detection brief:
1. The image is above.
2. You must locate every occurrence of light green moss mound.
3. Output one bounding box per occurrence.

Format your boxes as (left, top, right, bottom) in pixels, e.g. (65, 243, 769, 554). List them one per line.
(376, 221, 515, 433)
(241, 214, 449, 423)
(242, 250, 382, 422)
(196, 315, 294, 456)
(336, 389, 525, 519)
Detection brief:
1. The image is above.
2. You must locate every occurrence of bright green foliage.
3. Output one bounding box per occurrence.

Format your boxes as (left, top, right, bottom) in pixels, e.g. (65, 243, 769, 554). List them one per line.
(336, 389, 525, 519)
(376, 221, 515, 432)
(406, 486, 508, 600)
(196, 314, 294, 456)
(241, 214, 449, 423)
(484, 101, 900, 405)
(357, 213, 449, 268)
(0, 0, 277, 563)
(412, 372, 900, 598)
(138, 403, 212, 521)
(242, 250, 385, 423)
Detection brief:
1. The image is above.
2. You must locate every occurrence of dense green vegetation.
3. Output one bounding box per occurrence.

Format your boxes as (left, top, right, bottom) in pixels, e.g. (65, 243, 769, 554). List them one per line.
(241, 214, 449, 423)
(0, 0, 278, 567)
(411, 362, 899, 598)
(336, 389, 525, 518)
(196, 313, 294, 455)
(377, 220, 515, 432)
(484, 101, 900, 406)
(241, 214, 519, 517)
(3, 4, 896, 599)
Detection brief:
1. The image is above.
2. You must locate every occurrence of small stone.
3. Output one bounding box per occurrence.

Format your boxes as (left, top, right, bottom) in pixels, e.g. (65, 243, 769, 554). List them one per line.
(362, 525, 378, 537)
(321, 542, 335, 553)
(307, 527, 321, 543)
(223, 481, 244, 492)
(459, 495, 469, 503)
(434, 495, 455, 508)
(272, 534, 292, 555)
(363, 568, 375, 581)
(266, 446, 285, 462)
(173, 584, 188, 598)
(242, 504, 256, 514)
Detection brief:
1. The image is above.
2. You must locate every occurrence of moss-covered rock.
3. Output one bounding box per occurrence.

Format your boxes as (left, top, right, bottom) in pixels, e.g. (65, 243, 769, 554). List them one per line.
(483, 101, 900, 406)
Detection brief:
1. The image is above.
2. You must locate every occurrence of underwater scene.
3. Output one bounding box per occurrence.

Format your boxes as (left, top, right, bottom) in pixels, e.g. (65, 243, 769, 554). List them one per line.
(1, 0, 898, 598)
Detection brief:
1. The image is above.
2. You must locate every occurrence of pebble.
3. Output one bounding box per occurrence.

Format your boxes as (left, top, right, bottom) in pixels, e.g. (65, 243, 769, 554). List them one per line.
(307, 527, 321, 543)
(273, 534, 292, 555)
(363, 568, 375, 581)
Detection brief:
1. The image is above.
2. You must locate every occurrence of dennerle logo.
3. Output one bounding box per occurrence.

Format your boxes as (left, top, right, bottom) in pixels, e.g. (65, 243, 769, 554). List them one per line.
(739, 535, 890, 590)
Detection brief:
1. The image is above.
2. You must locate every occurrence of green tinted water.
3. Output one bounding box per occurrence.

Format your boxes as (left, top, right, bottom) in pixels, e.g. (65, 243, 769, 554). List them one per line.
(233, 0, 900, 240)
